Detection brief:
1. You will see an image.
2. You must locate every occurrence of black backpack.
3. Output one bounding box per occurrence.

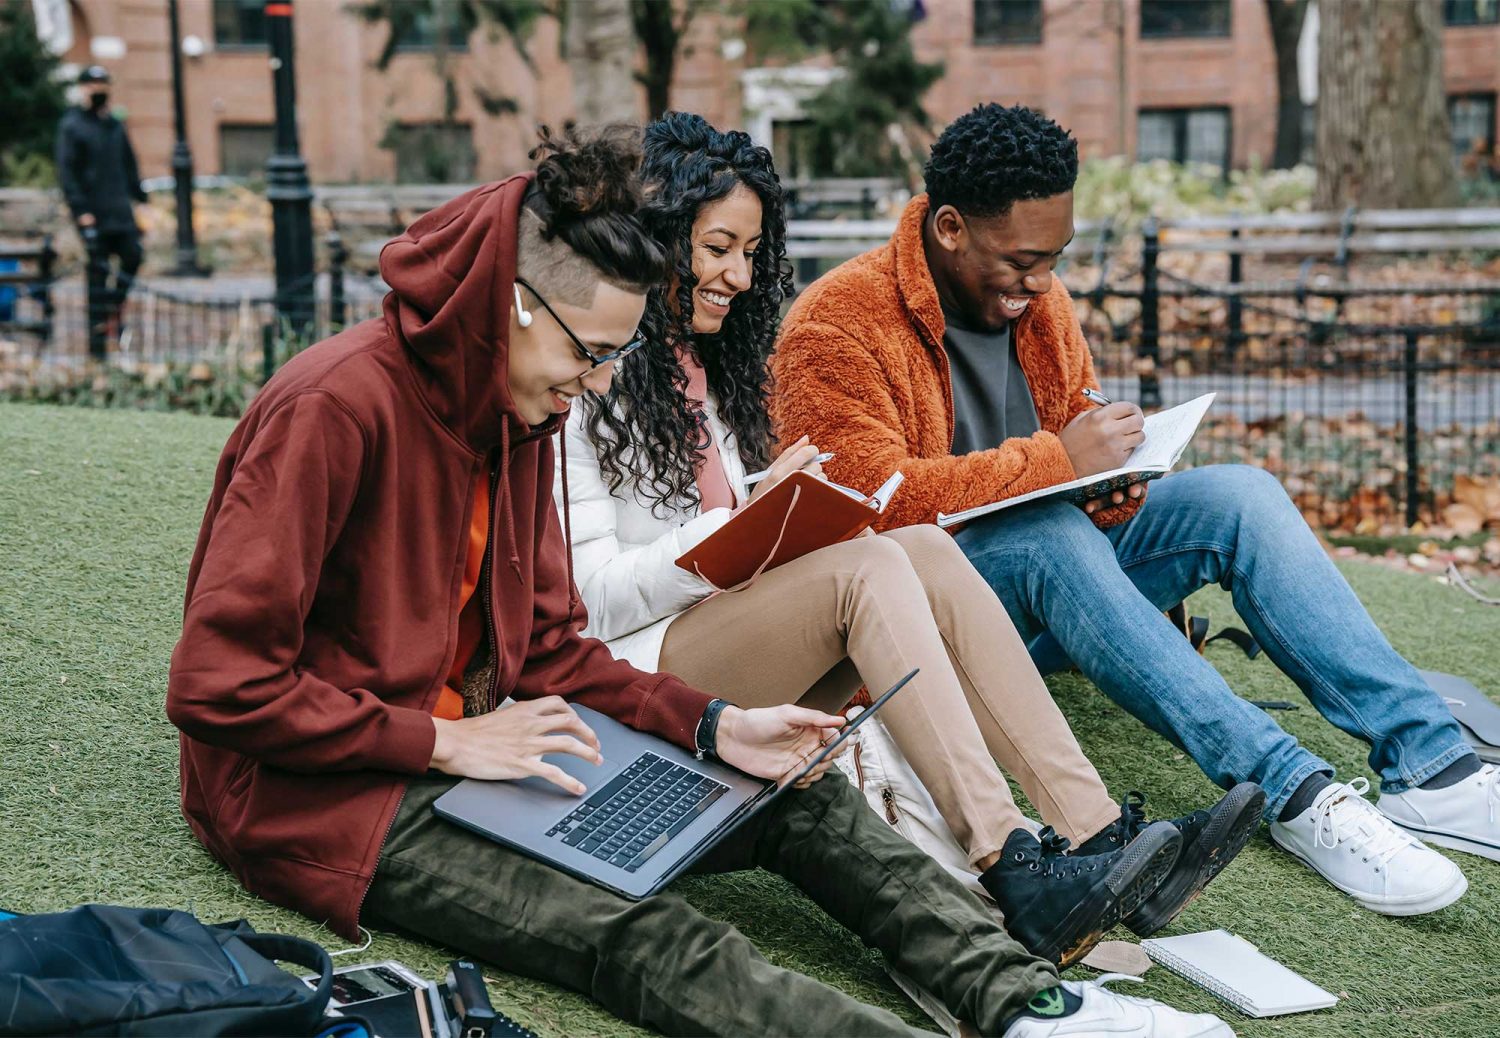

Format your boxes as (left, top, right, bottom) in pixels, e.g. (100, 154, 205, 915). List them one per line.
(0, 904, 336, 1036)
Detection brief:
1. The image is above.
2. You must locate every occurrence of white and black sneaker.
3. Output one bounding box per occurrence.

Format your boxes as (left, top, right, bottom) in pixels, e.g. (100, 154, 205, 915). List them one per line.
(1002, 975, 1233, 1037)
(1379, 763, 1500, 863)
(1270, 778, 1467, 916)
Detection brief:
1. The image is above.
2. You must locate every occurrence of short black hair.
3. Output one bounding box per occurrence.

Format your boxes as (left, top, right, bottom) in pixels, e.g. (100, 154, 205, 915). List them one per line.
(923, 104, 1078, 219)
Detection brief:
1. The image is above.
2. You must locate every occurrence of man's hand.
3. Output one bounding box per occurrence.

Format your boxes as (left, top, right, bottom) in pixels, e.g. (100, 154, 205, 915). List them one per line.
(429, 696, 603, 795)
(77, 213, 96, 228)
(1059, 402, 1144, 476)
(713, 703, 846, 789)
(1082, 481, 1146, 516)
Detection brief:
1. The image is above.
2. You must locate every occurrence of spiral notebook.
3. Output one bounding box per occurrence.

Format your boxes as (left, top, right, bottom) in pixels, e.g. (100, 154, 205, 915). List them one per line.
(1140, 930, 1337, 1018)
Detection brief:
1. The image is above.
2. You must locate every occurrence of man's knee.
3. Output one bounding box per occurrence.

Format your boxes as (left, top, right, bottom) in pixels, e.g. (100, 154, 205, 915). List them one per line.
(960, 500, 1103, 570)
(1178, 464, 1302, 535)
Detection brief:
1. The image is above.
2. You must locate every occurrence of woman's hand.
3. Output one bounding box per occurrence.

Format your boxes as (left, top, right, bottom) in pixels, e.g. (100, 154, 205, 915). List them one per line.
(747, 436, 826, 505)
(712, 703, 846, 789)
(429, 696, 603, 795)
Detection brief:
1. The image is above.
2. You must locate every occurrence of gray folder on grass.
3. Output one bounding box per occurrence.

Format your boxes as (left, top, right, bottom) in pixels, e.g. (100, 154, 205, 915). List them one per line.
(1422, 670, 1500, 764)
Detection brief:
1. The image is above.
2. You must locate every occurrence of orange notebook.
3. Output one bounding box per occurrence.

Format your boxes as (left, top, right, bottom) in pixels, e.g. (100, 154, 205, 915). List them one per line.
(675, 470, 904, 590)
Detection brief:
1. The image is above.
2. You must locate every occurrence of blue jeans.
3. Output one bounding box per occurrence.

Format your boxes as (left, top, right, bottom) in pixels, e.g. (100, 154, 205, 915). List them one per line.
(956, 464, 1472, 820)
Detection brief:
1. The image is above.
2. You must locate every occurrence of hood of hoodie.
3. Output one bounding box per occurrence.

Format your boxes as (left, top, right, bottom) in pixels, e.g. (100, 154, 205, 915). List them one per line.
(379, 172, 562, 452)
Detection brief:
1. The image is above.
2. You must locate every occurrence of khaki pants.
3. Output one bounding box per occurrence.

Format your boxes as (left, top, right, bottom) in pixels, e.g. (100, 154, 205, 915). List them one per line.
(660, 525, 1120, 866)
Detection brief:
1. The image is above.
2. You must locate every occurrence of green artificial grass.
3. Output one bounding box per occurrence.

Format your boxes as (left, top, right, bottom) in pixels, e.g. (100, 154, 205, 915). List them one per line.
(2, 401, 1498, 1038)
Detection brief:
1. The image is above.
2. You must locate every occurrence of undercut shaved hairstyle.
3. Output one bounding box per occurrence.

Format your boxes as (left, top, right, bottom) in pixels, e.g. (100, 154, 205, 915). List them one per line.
(517, 124, 668, 307)
(923, 103, 1079, 219)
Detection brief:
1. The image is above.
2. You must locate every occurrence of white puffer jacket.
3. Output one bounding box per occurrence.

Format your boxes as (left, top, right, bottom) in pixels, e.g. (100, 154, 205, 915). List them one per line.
(553, 395, 748, 670)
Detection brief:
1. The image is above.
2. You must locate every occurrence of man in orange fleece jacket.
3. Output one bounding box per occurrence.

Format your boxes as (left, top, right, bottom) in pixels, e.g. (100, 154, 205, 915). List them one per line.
(774, 104, 1499, 917)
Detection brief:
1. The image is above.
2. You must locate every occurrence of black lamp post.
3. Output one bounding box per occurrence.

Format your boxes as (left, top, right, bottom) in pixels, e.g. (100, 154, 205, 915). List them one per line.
(167, 0, 210, 276)
(265, 0, 315, 336)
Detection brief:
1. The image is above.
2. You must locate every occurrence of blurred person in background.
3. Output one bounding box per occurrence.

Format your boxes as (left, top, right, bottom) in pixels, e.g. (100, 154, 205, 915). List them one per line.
(55, 65, 146, 357)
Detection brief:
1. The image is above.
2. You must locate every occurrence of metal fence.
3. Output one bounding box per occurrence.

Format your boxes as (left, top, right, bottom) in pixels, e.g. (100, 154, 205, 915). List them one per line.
(4, 214, 1499, 532)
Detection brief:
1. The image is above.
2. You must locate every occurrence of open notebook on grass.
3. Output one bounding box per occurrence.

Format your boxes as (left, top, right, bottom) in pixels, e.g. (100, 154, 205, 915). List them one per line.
(676, 469, 904, 590)
(937, 392, 1216, 528)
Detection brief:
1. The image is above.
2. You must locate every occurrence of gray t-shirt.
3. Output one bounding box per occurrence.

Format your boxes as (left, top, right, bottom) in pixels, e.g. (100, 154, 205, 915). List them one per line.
(942, 309, 1040, 455)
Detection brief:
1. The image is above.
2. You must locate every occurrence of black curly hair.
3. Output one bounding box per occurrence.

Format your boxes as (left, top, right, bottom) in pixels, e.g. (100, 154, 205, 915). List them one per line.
(923, 103, 1078, 220)
(580, 112, 794, 516)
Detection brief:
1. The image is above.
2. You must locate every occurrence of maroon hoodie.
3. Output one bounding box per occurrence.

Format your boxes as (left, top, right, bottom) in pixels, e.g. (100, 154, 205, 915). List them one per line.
(167, 174, 713, 939)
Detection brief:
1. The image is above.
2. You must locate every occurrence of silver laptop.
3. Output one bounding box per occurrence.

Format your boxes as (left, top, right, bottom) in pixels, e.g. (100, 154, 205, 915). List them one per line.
(432, 670, 918, 900)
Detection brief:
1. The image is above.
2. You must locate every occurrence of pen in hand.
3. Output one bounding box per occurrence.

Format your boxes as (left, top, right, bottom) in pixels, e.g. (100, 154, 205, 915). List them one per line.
(744, 451, 834, 487)
(1081, 387, 1112, 407)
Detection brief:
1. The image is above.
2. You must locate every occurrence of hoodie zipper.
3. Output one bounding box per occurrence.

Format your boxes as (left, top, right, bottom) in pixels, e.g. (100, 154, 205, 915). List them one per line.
(483, 453, 502, 712)
(355, 458, 497, 930)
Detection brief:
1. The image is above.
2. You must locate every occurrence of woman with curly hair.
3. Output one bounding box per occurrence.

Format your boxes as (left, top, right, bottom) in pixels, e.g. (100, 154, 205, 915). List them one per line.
(557, 112, 1260, 970)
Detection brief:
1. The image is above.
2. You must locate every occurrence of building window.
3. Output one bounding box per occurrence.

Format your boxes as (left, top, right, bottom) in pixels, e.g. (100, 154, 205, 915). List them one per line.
(1138, 107, 1232, 171)
(218, 124, 275, 178)
(973, 0, 1042, 45)
(1449, 93, 1497, 161)
(212, 0, 268, 48)
(1443, 0, 1499, 25)
(1140, 0, 1231, 38)
(386, 123, 476, 183)
(391, 2, 470, 52)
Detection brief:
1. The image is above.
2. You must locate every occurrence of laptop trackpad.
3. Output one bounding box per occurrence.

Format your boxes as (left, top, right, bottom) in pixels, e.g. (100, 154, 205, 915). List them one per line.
(510, 753, 621, 800)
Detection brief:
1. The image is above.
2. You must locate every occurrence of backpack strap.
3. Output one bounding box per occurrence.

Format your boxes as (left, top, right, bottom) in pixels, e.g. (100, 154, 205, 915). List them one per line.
(237, 932, 333, 1007)
(1165, 602, 1260, 659)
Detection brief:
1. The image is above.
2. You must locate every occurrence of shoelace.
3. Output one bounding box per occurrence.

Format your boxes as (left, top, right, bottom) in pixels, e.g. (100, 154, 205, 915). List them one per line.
(1117, 791, 1148, 841)
(1481, 765, 1500, 824)
(1012, 828, 1106, 879)
(1310, 777, 1414, 869)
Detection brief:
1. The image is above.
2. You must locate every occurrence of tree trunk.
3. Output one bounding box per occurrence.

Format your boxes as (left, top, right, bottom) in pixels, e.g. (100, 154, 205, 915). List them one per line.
(1315, 0, 1456, 208)
(564, 0, 641, 125)
(1264, 0, 1308, 169)
(630, 0, 679, 121)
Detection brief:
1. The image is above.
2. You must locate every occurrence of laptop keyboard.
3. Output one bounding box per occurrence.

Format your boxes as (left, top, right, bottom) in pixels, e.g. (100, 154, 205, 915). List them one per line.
(545, 752, 729, 873)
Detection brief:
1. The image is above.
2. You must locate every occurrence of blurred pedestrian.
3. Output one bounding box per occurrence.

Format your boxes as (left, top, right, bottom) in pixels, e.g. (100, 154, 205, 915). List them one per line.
(56, 65, 146, 359)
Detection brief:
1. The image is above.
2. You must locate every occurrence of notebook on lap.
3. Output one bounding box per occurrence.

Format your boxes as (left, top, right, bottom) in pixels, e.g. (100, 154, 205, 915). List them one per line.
(433, 670, 917, 900)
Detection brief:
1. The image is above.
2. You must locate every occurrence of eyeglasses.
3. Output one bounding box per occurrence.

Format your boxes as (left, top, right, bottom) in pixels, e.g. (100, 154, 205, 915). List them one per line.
(514, 277, 645, 369)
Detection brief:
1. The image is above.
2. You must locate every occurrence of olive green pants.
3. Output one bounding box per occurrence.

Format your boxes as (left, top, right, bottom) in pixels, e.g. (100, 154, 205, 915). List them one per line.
(365, 771, 1058, 1036)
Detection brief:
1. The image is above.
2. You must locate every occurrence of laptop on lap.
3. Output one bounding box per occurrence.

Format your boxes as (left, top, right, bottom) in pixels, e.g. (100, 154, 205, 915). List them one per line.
(432, 670, 917, 899)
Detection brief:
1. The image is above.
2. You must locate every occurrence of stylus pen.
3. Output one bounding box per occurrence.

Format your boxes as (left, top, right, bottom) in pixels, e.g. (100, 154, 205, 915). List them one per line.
(1081, 387, 1113, 407)
(743, 451, 835, 487)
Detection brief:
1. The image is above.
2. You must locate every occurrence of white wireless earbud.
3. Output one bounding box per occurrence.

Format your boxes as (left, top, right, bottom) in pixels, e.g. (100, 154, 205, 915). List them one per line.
(513, 283, 533, 328)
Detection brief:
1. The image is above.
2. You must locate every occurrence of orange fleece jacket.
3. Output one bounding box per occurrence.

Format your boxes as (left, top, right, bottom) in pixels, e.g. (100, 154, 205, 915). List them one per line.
(771, 194, 1143, 532)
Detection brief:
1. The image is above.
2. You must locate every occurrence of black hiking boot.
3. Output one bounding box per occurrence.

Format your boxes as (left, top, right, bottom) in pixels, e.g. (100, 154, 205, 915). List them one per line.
(980, 822, 1181, 967)
(1075, 783, 1266, 937)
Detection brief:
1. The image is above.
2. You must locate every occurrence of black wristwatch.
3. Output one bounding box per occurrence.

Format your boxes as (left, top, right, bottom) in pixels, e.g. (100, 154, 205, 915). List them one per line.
(695, 698, 729, 761)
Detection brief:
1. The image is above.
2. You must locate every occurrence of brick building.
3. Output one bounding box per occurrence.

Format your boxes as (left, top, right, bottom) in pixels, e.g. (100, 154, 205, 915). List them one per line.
(48, 0, 1500, 184)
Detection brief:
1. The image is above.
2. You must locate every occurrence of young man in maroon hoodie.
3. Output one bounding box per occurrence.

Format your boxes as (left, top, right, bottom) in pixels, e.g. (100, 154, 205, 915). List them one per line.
(166, 129, 1230, 1038)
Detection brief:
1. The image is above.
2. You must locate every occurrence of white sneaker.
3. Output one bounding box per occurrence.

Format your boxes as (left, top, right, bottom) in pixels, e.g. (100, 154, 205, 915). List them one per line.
(1003, 974, 1233, 1037)
(1379, 762, 1500, 862)
(1270, 778, 1467, 916)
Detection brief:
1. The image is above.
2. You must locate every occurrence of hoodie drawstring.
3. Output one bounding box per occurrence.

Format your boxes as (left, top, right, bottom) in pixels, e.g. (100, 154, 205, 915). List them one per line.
(559, 428, 580, 621)
(500, 423, 522, 581)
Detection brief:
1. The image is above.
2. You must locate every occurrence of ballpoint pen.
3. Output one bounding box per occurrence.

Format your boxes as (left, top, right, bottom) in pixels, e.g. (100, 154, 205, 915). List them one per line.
(744, 451, 835, 486)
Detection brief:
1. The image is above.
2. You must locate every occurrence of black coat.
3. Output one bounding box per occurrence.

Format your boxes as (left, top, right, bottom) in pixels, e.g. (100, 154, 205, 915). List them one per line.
(55, 107, 146, 232)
